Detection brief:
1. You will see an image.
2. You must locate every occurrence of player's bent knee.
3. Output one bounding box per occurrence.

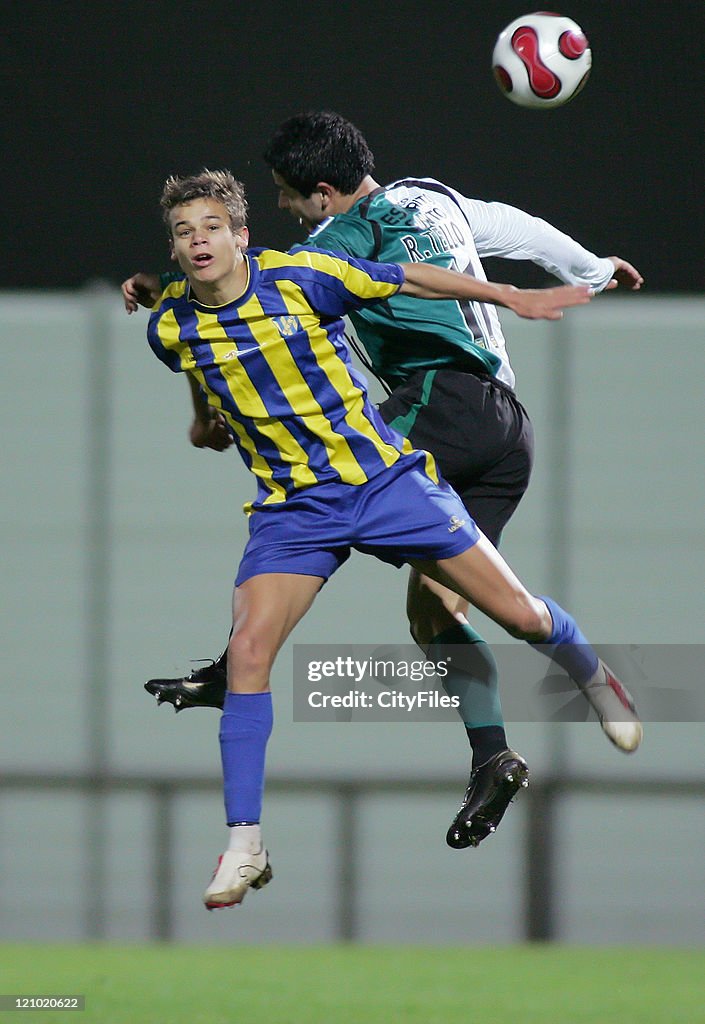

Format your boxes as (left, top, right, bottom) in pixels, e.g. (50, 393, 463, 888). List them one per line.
(503, 600, 547, 641)
(407, 582, 461, 647)
(227, 629, 277, 682)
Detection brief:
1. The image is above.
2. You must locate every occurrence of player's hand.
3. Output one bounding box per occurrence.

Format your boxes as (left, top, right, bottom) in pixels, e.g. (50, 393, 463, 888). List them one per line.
(189, 410, 233, 452)
(508, 283, 594, 321)
(604, 257, 644, 291)
(122, 272, 161, 313)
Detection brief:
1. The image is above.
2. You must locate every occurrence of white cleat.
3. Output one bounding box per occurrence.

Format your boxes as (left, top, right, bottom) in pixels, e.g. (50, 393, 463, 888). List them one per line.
(203, 848, 273, 910)
(583, 660, 643, 753)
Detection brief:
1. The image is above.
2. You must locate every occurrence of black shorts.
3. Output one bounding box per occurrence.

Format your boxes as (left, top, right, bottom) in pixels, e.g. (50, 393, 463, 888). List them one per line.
(377, 368, 534, 547)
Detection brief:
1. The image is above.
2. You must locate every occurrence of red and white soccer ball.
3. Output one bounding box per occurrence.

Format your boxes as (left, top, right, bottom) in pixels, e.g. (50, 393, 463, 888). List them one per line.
(492, 11, 591, 109)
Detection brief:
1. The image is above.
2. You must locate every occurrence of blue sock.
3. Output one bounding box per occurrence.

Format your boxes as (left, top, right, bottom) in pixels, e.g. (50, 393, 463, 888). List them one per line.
(219, 691, 273, 826)
(428, 622, 505, 728)
(535, 596, 598, 685)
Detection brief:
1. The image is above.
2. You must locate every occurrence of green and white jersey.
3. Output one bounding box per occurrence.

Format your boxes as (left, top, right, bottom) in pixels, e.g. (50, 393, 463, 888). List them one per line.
(299, 177, 615, 389)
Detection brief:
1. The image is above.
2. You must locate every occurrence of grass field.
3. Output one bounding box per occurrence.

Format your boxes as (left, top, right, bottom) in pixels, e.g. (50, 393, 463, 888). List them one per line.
(2, 945, 704, 1024)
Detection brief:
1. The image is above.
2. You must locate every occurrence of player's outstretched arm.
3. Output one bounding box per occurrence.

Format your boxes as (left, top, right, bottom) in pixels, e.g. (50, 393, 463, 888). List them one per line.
(122, 272, 161, 313)
(398, 262, 593, 321)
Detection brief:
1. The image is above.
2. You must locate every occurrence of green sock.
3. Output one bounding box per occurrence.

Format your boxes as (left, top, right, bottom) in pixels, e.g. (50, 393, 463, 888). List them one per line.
(427, 623, 507, 766)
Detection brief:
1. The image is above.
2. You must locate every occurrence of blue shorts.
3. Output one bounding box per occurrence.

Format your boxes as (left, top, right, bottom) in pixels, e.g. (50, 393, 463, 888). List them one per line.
(235, 451, 480, 586)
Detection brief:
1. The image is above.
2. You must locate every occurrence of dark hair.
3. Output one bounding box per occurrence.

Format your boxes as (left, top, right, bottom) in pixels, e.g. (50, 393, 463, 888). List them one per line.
(263, 111, 374, 197)
(160, 169, 247, 232)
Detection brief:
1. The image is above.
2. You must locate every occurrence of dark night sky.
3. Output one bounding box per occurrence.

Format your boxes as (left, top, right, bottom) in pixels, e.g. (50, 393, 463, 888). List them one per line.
(4, 1, 704, 291)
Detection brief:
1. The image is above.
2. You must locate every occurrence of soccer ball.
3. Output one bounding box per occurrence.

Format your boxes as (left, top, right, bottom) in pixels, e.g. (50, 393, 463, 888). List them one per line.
(492, 11, 591, 109)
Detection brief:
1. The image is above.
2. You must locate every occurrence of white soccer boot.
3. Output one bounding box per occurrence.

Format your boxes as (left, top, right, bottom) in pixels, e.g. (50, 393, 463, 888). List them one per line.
(203, 848, 273, 910)
(582, 659, 643, 753)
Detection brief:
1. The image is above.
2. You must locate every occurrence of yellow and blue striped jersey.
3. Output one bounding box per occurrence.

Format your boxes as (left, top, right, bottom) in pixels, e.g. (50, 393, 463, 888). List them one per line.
(148, 247, 412, 510)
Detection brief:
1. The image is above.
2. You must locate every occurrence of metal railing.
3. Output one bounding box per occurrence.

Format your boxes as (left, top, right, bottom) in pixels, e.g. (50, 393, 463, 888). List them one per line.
(2, 770, 703, 942)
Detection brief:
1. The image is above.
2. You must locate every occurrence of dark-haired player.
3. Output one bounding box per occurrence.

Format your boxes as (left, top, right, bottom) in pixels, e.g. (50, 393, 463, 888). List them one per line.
(125, 113, 642, 851)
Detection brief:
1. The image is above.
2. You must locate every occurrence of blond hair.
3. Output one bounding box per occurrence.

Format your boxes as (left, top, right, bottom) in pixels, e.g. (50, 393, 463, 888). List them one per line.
(160, 169, 248, 232)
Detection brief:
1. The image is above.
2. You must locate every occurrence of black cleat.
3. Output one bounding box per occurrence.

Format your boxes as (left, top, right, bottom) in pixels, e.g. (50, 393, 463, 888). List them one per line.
(446, 748, 529, 850)
(144, 651, 227, 712)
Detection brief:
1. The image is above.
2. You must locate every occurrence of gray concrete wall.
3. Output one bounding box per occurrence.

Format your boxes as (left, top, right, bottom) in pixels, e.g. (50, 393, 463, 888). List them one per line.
(2, 293, 703, 943)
